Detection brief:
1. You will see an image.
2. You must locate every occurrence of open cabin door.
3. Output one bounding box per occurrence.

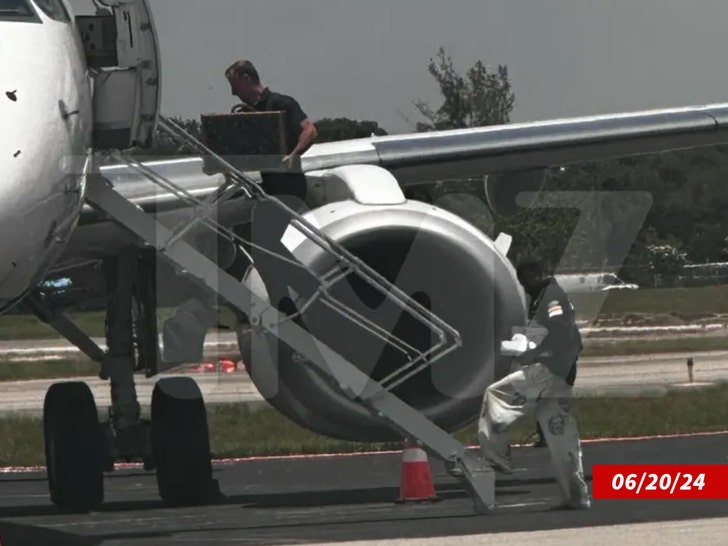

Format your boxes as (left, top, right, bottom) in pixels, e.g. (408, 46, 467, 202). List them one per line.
(75, 0, 161, 150)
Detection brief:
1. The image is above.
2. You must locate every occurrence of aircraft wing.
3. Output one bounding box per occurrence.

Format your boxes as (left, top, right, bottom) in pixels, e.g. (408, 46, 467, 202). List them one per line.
(301, 102, 728, 184)
(55, 101, 728, 278)
(87, 101, 728, 219)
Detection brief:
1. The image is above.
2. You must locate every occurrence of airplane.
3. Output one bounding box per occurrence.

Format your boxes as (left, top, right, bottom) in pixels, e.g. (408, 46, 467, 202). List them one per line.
(555, 272, 639, 293)
(5, 0, 728, 513)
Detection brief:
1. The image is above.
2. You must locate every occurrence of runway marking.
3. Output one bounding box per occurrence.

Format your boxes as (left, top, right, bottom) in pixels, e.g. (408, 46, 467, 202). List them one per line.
(281, 517, 728, 546)
(0, 429, 725, 474)
(496, 498, 552, 510)
(576, 429, 728, 444)
(43, 515, 182, 528)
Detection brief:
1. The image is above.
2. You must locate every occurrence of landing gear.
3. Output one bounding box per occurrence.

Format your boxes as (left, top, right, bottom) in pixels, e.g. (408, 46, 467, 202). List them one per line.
(151, 377, 219, 506)
(41, 375, 219, 511)
(31, 248, 219, 511)
(43, 382, 104, 512)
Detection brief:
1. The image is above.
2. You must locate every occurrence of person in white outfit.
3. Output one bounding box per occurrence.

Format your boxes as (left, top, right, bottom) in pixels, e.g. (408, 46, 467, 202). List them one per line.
(477, 262, 590, 510)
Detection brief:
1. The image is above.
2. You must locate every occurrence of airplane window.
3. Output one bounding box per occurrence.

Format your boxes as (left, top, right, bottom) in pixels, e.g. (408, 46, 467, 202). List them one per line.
(31, 0, 69, 22)
(0, 0, 40, 21)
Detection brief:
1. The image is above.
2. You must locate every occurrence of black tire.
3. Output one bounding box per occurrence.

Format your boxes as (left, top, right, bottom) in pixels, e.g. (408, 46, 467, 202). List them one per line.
(43, 382, 104, 512)
(151, 377, 217, 506)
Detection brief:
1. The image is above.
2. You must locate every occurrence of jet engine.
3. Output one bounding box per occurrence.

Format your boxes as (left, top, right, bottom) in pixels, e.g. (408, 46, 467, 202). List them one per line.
(235, 165, 527, 442)
(484, 168, 548, 217)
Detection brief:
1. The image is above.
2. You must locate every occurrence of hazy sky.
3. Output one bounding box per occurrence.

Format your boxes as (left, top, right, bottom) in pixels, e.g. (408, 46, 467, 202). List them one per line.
(70, 0, 728, 134)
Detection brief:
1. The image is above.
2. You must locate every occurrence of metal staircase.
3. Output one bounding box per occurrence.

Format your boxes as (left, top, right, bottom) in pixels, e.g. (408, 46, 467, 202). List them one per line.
(85, 115, 497, 513)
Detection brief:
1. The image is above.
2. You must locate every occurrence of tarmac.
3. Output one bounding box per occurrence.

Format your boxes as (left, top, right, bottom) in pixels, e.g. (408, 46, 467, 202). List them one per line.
(0, 347, 726, 415)
(0, 431, 726, 545)
(0, 338, 727, 544)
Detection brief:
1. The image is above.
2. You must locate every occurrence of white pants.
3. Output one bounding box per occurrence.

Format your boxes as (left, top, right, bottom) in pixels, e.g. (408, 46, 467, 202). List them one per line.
(477, 362, 589, 506)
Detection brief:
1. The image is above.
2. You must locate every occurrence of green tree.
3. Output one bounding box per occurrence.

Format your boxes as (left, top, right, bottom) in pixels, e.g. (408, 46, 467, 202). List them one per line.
(403, 47, 517, 237)
(405, 48, 728, 277)
(412, 46, 515, 131)
(314, 118, 388, 143)
(130, 116, 204, 159)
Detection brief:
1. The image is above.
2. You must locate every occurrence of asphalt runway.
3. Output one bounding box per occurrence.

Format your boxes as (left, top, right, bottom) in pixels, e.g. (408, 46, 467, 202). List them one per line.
(1, 349, 727, 415)
(0, 373, 261, 414)
(0, 432, 726, 545)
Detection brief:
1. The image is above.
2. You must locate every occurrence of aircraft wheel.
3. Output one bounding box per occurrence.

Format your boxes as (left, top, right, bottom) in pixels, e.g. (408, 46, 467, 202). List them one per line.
(43, 382, 104, 512)
(151, 377, 218, 506)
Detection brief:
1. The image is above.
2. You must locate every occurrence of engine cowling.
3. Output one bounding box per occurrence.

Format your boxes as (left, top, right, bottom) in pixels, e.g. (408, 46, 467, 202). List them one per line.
(235, 166, 527, 442)
(484, 168, 547, 217)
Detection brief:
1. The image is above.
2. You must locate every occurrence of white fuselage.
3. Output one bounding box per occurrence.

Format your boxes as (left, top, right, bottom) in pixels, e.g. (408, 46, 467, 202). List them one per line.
(0, 0, 92, 312)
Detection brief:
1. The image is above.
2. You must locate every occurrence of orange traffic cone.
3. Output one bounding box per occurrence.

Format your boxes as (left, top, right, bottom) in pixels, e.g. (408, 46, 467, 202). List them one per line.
(395, 439, 439, 503)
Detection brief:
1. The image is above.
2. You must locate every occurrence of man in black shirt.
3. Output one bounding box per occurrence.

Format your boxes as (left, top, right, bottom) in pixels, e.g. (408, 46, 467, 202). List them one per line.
(225, 59, 318, 205)
(476, 261, 590, 510)
(223, 59, 321, 318)
(160, 61, 319, 365)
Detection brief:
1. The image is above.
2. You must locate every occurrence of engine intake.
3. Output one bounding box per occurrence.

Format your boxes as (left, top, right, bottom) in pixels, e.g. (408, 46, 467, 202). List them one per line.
(236, 196, 527, 442)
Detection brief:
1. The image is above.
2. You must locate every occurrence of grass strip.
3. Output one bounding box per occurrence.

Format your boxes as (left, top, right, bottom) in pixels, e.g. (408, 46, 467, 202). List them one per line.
(0, 332, 725, 384)
(587, 284, 728, 318)
(580, 335, 728, 357)
(0, 360, 99, 382)
(2, 285, 728, 341)
(1, 385, 726, 467)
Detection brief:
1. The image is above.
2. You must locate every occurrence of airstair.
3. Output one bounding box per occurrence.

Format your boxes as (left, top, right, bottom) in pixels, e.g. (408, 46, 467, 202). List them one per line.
(86, 115, 497, 513)
(65, 0, 496, 513)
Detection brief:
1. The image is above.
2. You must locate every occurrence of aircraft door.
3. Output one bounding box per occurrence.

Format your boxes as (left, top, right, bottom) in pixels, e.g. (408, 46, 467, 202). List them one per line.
(75, 0, 161, 150)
